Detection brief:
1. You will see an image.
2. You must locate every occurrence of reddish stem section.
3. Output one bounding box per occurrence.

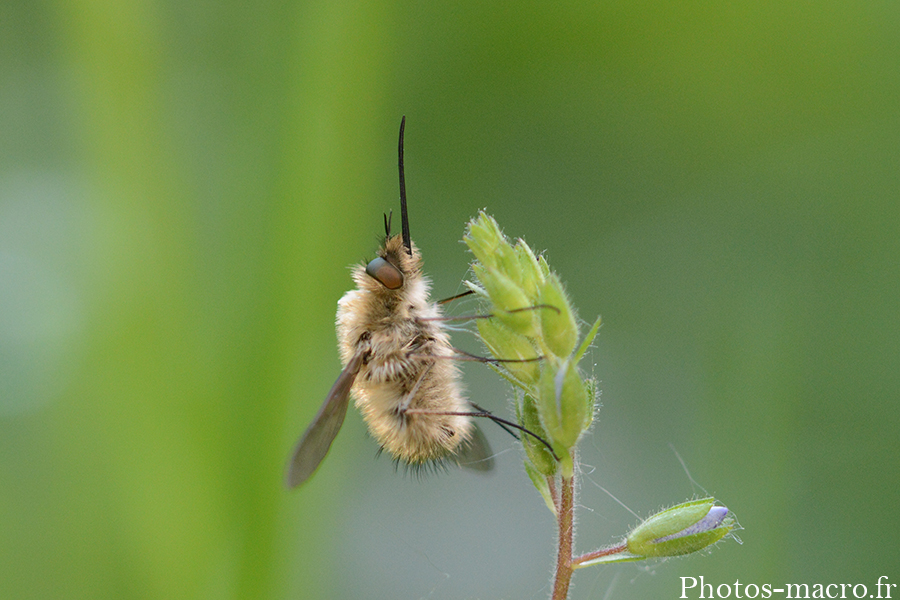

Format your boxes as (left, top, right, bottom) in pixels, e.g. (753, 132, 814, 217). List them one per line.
(551, 476, 574, 600)
(572, 543, 629, 566)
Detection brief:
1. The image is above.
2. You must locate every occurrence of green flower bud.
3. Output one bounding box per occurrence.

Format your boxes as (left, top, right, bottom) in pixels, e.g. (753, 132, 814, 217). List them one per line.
(626, 498, 735, 558)
(464, 212, 506, 269)
(538, 272, 578, 357)
(514, 239, 544, 300)
(472, 263, 537, 336)
(518, 393, 558, 475)
(466, 213, 541, 293)
(496, 242, 526, 289)
(537, 254, 551, 278)
(476, 210, 505, 240)
(537, 357, 589, 449)
(477, 318, 541, 385)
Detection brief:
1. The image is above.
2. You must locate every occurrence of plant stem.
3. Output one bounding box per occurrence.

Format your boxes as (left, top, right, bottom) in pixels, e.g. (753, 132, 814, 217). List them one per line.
(551, 474, 575, 600)
(572, 543, 628, 567)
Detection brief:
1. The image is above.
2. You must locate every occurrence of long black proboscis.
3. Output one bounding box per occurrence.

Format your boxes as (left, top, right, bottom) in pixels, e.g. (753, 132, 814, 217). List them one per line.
(398, 116, 412, 254)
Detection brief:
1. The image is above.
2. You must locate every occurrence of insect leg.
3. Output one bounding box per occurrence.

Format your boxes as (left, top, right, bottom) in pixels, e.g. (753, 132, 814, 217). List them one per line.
(405, 404, 560, 462)
(436, 289, 475, 305)
(449, 348, 543, 364)
(396, 362, 433, 414)
(419, 303, 561, 323)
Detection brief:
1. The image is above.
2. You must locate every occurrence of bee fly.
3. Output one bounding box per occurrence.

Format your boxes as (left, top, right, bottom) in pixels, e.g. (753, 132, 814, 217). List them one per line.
(286, 117, 495, 488)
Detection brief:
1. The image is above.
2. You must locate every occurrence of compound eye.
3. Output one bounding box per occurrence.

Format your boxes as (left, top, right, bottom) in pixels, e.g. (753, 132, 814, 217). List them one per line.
(365, 257, 404, 289)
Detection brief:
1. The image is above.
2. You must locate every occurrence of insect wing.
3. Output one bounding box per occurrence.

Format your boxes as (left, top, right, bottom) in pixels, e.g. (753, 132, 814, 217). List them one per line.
(285, 352, 364, 488)
(455, 423, 494, 472)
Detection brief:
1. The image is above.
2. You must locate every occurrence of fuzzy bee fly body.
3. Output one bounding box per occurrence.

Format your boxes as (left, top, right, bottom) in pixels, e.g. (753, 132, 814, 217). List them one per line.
(286, 117, 492, 488)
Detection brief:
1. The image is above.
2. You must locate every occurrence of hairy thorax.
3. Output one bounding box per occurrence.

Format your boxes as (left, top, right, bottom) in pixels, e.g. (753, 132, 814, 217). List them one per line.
(335, 266, 473, 464)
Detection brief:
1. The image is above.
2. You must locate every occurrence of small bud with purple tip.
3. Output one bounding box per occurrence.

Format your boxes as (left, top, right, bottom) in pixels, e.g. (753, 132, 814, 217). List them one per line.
(626, 498, 736, 558)
(574, 497, 737, 568)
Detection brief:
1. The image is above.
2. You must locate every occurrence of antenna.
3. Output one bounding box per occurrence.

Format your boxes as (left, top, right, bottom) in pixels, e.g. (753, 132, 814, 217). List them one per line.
(383, 210, 392, 238)
(398, 116, 412, 254)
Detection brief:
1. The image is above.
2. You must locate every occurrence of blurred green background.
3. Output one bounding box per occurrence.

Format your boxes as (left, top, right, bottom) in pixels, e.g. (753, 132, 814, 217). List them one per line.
(2, 1, 898, 599)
